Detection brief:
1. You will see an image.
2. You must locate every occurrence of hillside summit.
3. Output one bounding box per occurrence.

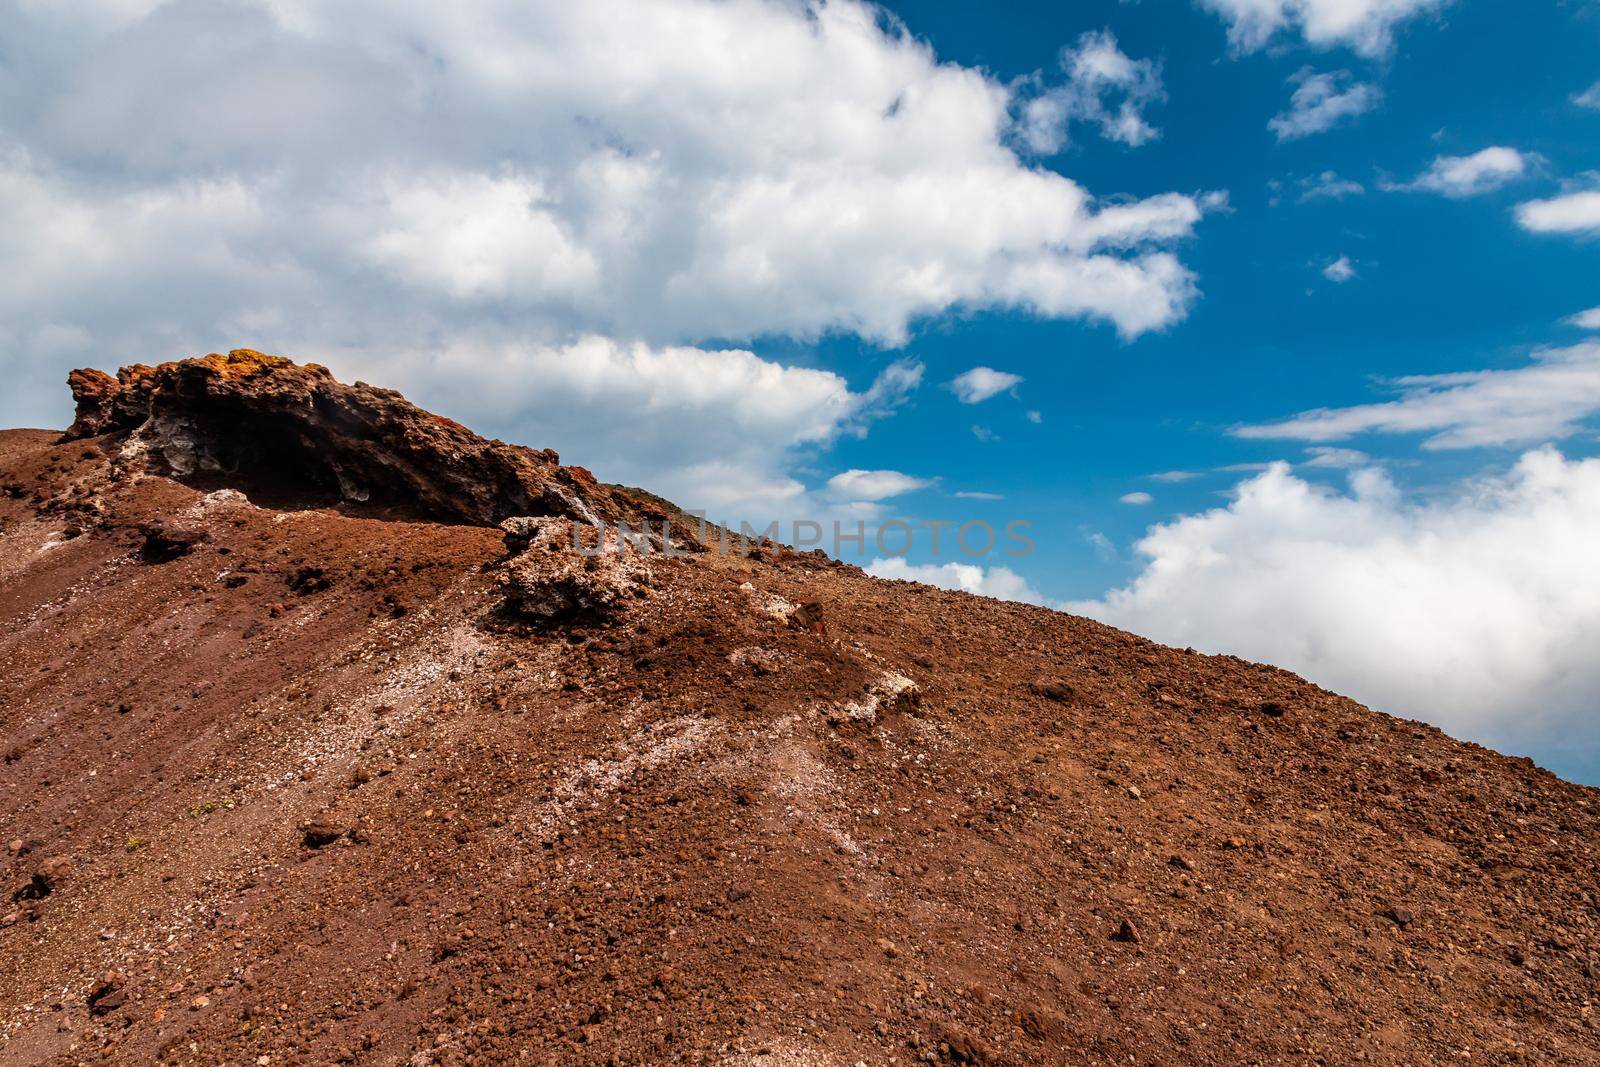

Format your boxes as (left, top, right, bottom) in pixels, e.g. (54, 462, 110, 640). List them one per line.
(2, 352, 1598, 1064)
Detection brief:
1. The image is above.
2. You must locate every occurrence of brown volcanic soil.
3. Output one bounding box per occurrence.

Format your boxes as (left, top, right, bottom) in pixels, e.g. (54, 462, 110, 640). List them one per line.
(3, 366, 1600, 1065)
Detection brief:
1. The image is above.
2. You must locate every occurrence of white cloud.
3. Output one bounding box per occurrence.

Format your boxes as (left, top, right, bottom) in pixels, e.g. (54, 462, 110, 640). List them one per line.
(363, 173, 600, 302)
(332, 336, 921, 521)
(1322, 255, 1357, 282)
(1025, 409, 1042, 423)
(1269, 69, 1381, 141)
(953, 490, 1004, 501)
(948, 366, 1024, 404)
(1150, 470, 1201, 483)
(826, 469, 933, 501)
(1302, 446, 1370, 468)
(1516, 191, 1600, 237)
(865, 558, 1047, 605)
(1385, 147, 1534, 198)
(1298, 170, 1365, 202)
(972, 425, 999, 442)
(1197, 0, 1449, 56)
(1070, 450, 1600, 758)
(1568, 307, 1600, 331)
(1236, 341, 1600, 449)
(1019, 29, 1165, 154)
(0, 0, 1213, 438)
(1576, 82, 1600, 111)
(1086, 530, 1117, 560)
(1120, 491, 1155, 505)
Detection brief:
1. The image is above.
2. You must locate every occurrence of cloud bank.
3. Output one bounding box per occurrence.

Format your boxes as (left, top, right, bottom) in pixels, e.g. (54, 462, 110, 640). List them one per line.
(0, 0, 1209, 382)
(0, 0, 1217, 520)
(1070, 450, 1600, 761)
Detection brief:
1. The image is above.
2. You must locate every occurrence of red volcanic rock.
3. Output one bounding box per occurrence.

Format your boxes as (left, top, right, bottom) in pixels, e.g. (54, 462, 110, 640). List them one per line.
(62, 349, 677, 530)
(63, 368, 123, 439)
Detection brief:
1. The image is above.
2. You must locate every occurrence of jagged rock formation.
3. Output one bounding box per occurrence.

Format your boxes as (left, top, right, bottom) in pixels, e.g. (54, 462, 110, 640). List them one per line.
(62, 349, 676, 530)
(3, 362, 1599, 1065)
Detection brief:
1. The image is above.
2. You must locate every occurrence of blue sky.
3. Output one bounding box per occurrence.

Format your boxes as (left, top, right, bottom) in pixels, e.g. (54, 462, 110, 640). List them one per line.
(2, 0, 1599, 778)
(815, 0, 1600, 594)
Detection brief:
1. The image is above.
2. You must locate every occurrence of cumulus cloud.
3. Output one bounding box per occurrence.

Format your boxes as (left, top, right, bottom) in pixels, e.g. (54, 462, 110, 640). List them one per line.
(948, 366, 1024, 404)
(1019, 29, 1165, 154)
(0, 0, 1225, 526)
(1516, 190, 1600, 237)
(0, 0, 1211, 436)
(1384, 147, 1535, 198)
(1120, 491, 1155, 505)
(0, 0, 1203, 356)
(1069, 450, 1600, 761)
(1576, 82, 1600, 111)
(1269, 69, 1381, 141)
(865, 558, 1048, 605)
(1568, 307, 1600, 331)
(826, 469, 934, 501)
(1197, 0, 1449, 56)
(1322, 255, 1357, 282)
(1236, 341, 1600, 449)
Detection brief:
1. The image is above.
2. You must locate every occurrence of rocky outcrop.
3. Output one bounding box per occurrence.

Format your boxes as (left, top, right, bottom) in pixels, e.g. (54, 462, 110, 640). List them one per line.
(495, 516, 654, 626)
(62, 349, 680, 529)
(63, 369, 124, 439)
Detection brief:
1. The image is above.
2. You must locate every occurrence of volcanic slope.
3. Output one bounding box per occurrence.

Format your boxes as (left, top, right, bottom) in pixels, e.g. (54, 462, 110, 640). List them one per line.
(2, 353, 1599, 1065)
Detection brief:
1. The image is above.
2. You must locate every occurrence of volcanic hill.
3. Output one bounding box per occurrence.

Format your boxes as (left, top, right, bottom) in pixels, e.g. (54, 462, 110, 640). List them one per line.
(2, 351, 1598, 1065)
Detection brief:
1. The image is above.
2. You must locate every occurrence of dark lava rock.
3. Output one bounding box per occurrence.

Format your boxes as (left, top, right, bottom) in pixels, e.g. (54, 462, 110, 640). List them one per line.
(62, 369, 123, 439)
(137, 522, 207, 563)
(62, 349, 687, 530)
(300, 822, 345, 849)
(87, 972, 128, 1016)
